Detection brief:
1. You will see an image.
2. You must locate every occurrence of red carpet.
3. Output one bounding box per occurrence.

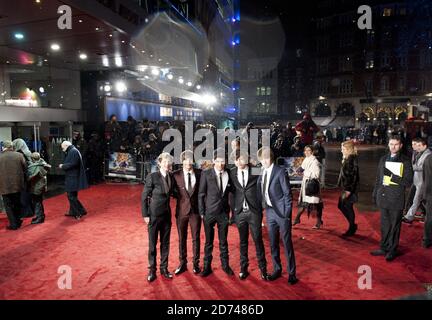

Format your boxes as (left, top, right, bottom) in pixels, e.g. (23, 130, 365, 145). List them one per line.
(0, 184, 430, 300)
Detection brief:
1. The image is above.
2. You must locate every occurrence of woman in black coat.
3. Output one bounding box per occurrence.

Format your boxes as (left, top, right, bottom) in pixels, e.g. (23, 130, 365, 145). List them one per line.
(337, 140, 360, 236)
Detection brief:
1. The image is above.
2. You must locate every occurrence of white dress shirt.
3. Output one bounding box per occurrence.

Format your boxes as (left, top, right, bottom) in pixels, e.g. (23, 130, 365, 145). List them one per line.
(214, 168, 229, 193)
(262, 163, 274, 207)
(183, 169, 196, 191)
(237, 167, 249, 187)
(237, 167, 250, 210)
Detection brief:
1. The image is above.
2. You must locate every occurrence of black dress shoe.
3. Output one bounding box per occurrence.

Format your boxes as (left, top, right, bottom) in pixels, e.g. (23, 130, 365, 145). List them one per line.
(288, 275, 298, 285)
(222, 265, 234, 276)
(385, 252, 397, 262)
(174, 264, 187, 275)
(74, 215, 82, 221)
(239, 270, 249, 280)
(161, 269, 173, 279)
(31, 217, 45, 225)
(200, 268, 212, 277)
(6, 225, 20, 230)
(65, 212, 74, 217)
(147, 271, 157, 282)
(267, 271, 282, 281)
(402, 217, 413, 224)
(260, 271, 269, 281)
(193, 266, 201, 274)
(370, 249, 386, 256)
(343, 224, 357, 237)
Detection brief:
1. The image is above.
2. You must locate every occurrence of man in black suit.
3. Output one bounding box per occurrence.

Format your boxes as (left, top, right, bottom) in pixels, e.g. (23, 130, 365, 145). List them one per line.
(423, 154, 432, 249)
(198, 149, 234, 277)
(59, 141, 88, 220)
(230, 151, 268, 280)
(257, 147, 298, 285)
(142, 152, 174, 282)
(371, 135, 413, 261)
(172, 150, 202, 275)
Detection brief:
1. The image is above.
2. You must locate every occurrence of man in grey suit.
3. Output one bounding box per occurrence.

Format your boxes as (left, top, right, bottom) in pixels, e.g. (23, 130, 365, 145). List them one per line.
(257, 146, 298, 285)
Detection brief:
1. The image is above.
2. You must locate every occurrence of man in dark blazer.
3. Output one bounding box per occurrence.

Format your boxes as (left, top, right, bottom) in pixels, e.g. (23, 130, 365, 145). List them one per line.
(142, 152, 174, 282)
(198, 149, 234, 277)
(257, 147, 298, 285)
(422, 153, 432, 249)
(59, 141, 88, 220)
(230, 151, 268, 280)
(172, 150, 202, 275)
(371, 135, 413, 261)
(0, 141, 27, 230)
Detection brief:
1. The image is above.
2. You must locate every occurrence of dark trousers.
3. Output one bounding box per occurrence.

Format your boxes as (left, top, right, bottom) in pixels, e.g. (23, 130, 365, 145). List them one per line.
(67, 191, 86, 216)
(235, 210, 267, 272)
(148, 215, 171, 272)
(2, 193, 22, 228)
(31, 194, 45, 220)
(338, 194, 357, 228)
(380, 208, 403, 254)
(176, 213, 201, 267)
(266, 207, 296, 276)
(424, 199, 432, 245)
(203, 213, 229, 269)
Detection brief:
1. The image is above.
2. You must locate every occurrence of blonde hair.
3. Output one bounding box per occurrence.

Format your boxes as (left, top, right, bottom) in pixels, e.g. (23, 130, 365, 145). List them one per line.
(157, 152, 174, 167)
(257, 146, 274, 161)
(341, 141, 357, 159)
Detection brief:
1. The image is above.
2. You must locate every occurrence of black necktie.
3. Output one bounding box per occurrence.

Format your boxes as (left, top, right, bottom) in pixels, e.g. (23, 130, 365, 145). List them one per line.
(262, 171, 268, 207)
(165, 174, 170, 193)
(187, 172, 192, 195)
(219, 172, 224, 197)
(242, 170, 246, 188)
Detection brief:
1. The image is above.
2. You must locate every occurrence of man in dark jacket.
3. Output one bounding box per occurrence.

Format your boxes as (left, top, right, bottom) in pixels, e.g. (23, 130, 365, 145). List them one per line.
(198, 149, 234, 277)
(0, 141, 27, 230)
(28, 152, 51, 225)
(172, 150, 202, 275)
(59, 141, 89, 220)
(230, 151, 268, 280)
(371, 135, 413, 261)
(142, 152, 174, 282)
(422, 154, 432, 249)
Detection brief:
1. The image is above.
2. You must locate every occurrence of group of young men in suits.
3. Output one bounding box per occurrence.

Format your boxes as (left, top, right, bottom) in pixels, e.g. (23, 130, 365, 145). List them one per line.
(141, 147, 298, 285)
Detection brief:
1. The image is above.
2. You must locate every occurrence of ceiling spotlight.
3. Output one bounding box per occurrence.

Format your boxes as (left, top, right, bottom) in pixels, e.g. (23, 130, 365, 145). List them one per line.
(35, 0, 41, 3)
(158, 58, 162, 62)
(200, 94, 217, 105)
(167, 74, 174, 80)
(50, 43, 60, 51)
(95, 27, 99, 31)
(196, 85, 201, 90)
(151, 68, 159, 76)
(39, 87, 45, 93)
(144, 75, 150, 79)
(78, 19, 83, 23)
(104, 84, 111, 92)
(102, 56, 109, 67)
(141, 50, 145, 53)
(178, 78, 184, 84)
(79, 53, 88, 60)
(115, 81, 127, 93)
(44, 59, 48, 62)
(121, 40, 125, 44)
(109, 34, 113, 37)
(187, 81, 193, 87)
(14, 33, 24, 40)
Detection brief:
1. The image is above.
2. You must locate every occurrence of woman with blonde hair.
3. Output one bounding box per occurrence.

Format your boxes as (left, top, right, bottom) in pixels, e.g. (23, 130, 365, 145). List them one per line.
(337, 140, 360, 237)
(293, 145, 324, 229)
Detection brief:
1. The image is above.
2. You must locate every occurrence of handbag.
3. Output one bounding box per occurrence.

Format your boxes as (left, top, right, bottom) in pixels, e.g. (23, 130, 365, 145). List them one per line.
(305, 178, 320, 196)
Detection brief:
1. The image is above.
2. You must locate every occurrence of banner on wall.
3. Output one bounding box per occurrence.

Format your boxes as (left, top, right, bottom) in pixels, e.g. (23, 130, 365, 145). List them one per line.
(107, 152, 137, 179)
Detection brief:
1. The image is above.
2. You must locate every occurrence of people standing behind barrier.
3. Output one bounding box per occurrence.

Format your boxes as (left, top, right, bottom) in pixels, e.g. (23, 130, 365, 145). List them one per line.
(87, 133, 105, 185)
(27, 152, 51, 225)
(293, 145, 323, 229)
(337, 141, 360, 237)
(313, 133, 326, 187)
(0, 141, 27, 230)
(295, 114, 320, 145)
(403, 138, 431, 224)
(291, 136, 305, 157)
(105, 114, 122, 152)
